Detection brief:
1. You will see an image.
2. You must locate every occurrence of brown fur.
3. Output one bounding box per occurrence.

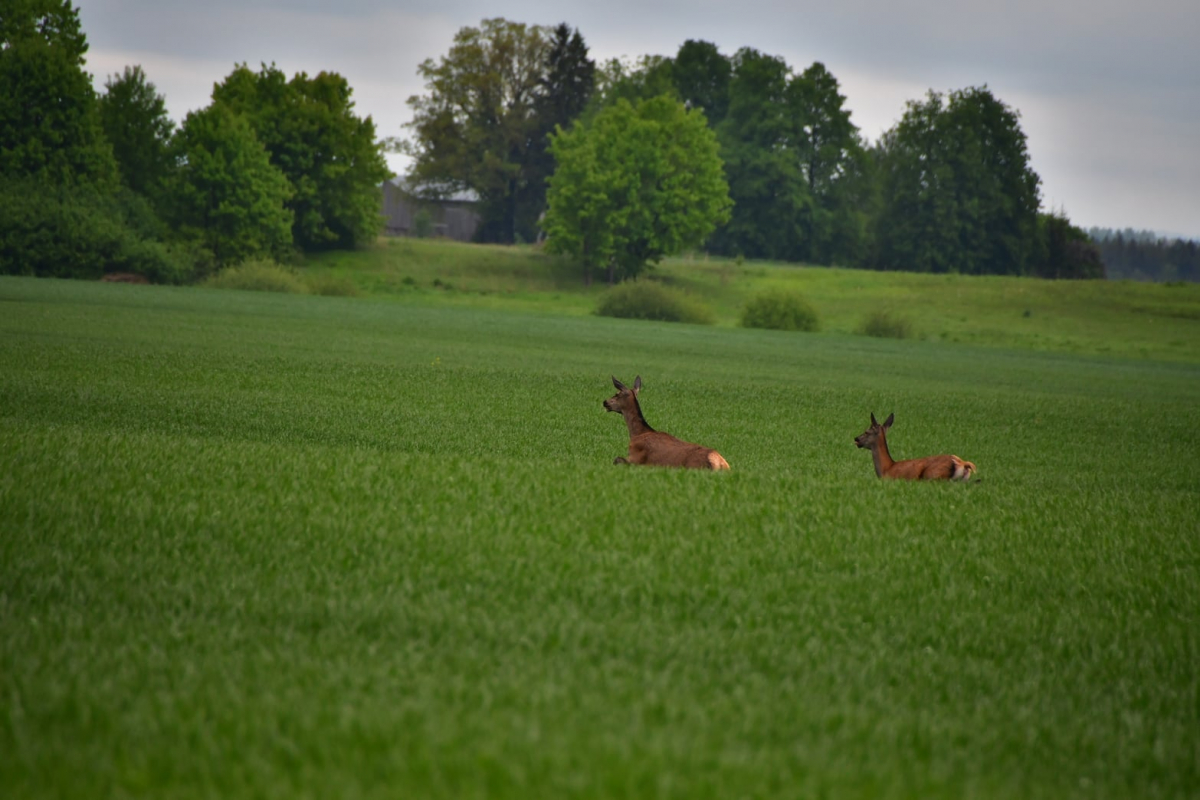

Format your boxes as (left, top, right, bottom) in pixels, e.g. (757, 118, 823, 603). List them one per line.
(604, 376, 730, 470)
(854, 412, 976, 481)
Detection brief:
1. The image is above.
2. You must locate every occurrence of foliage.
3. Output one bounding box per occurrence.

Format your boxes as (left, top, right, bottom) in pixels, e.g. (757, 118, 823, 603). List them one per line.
(873, 87, 1041, 275)
(1033, 212, 1105, 279)
(404, 18, 564, 243)
(671, 40, 731, 127)
(97, 65, 175, 199)
(0, 176, 187, 282)
(1088, 227, 1200, 282)
(709, 48, 802, 262)
(739, 287, 819, 331)
(201, 258, 308, 293)
(211, 63, 390, 251)
(784, 62, 874, 266)
(543, 95, 731, 284)
(2, 279, 1197, 798)
(0, 0, 117, 187)
(515, 24, 596, 242)
(165, 105, 294, 269)
(858, 308, 914, 339)
(587, 54, 677, 113)
(303, 273, 360, 297)
(595, 280, 715, 324)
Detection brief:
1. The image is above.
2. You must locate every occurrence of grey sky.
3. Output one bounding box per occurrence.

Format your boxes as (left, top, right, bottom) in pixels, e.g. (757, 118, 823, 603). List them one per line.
(77, 0, 1200, 238)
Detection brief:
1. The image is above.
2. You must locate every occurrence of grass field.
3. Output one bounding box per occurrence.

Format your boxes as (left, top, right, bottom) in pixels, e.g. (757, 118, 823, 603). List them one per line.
(1, 271, 1198, 799)
(303, 238, 1200, 363)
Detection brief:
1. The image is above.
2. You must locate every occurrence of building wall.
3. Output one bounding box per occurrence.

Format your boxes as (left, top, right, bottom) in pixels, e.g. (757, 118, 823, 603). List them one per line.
(380, 180, 480, 242)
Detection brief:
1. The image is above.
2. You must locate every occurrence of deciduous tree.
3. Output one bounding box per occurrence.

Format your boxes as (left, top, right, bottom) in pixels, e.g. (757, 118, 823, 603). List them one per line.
(404, 18, 553, 243)
(543, 95, 730, 284)
(874, 87, 1041, 275)
(166, 105, 293, 268)
(0, 0, 116, 186)
(212, 64, 390, 250)
(98, 65, 175, 198)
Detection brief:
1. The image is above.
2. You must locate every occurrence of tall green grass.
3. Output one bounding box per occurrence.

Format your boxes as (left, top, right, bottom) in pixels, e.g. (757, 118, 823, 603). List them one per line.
(1, 276, 1198, 798)
(300, 238, 1200, 363)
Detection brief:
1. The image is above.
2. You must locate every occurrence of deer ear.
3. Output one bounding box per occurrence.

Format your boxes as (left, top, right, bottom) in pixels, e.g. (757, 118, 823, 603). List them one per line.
(633, 376, 642, 393)
(612, 376, 626, 391)
(883, 413, 894, 429)
(870, 412, 878, 426)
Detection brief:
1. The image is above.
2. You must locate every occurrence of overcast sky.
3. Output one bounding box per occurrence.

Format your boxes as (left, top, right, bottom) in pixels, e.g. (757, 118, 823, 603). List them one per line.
(77, 0, 1199, 238)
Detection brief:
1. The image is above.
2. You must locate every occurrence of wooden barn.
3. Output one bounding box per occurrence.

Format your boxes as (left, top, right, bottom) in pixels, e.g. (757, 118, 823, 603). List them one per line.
(380, 177, 481, 242)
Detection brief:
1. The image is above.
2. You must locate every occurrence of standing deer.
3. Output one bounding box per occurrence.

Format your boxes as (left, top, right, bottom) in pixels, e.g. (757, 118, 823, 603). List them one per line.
(854, 413, 976, 481)
(604, 376, 730, 470)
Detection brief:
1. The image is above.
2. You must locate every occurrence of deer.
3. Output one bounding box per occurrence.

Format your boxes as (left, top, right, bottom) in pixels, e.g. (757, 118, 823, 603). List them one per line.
(854, 412, 976, 481)
(603, 376, 730, 470)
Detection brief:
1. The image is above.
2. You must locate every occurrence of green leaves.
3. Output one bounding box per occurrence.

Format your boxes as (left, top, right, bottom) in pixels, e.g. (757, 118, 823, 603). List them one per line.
(874, 87, 1041, 275)
(543, 96, 731, 284)
(98, 65, 175, 199)
(0, 0, 117, 188)
(167, 106, 293, 268)
(212, 64, 391, 251)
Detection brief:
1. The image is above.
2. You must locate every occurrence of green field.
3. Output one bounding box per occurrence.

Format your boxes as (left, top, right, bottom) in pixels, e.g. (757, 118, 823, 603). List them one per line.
(304, 238, 1200, 362)
(2, 266, 1198, 799)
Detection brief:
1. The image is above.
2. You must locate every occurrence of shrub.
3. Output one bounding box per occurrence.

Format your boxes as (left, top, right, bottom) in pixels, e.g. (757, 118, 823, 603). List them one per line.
(202, 259, 308, 293)
(739, 288, 819, 332)
(596, 281, 715, 325)
(859, 309, 914, 339)
(305, 274, 360, 297)
(0, 177, 190, 282)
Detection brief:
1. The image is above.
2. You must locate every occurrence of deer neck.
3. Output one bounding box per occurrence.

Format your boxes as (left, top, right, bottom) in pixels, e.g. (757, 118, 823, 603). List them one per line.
(622, 398, 655, 439)
(870, 433, 895, 478)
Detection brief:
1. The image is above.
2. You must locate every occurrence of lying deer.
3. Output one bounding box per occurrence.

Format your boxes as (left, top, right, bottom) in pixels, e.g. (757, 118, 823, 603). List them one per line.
(854, 412, 976, 481)
(604, 376, 730, 470)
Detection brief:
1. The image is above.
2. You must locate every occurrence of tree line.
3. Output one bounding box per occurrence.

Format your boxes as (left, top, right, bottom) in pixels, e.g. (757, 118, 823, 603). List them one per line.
(404, 19, 1107, 282)
(1, 4, 1123, 285)
(1, 0, 389, 282)
(1086, 229, 1199, 283)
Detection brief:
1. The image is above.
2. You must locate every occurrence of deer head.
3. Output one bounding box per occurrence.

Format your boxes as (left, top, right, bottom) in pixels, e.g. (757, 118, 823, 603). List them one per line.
(854, 412, 894, 450)
(604, 375, 642, 414)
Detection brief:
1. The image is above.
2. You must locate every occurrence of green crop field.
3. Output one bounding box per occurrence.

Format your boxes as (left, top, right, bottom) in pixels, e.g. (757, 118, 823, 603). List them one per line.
(2, 268, 1198, 799)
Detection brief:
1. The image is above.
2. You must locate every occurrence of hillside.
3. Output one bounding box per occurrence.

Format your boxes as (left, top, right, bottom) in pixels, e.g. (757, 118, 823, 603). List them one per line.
(303, 238, 1200, 363)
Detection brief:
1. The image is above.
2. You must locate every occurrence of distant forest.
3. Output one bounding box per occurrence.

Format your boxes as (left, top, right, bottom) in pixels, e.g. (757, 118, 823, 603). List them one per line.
(1088, 228, 1200, 282)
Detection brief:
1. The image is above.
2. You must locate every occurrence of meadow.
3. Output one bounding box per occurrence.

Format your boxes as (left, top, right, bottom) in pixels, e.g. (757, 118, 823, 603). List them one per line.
(1, 264, 1198, 799)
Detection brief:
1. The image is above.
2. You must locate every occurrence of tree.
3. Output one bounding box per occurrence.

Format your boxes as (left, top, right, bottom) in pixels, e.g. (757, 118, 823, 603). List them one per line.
(166, 105, 293, 268)
(516, 23, 595, 242)
(98, 65, 175, 198)
(784, 62, 873, 265)
(709, 48, 805, 261)
(404, 18, 552, 243)
(0, 0, 116, 186)
(671, 40, 731, 128)
(543, 95, 731, 284)
(873, 87, 1041, 275)
(1035, 212, 1105, 279)
(211, 63, 390, 251)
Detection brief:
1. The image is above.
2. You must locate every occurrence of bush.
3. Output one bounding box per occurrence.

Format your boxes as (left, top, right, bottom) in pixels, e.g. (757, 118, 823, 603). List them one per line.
(859, 309, 914, 339)
(739, 289, 819, 332)
(202, 259, 308, 293)
(0, 177, 191, 283)
(305, 273, 360, 297)
(596, 281, 715, 325)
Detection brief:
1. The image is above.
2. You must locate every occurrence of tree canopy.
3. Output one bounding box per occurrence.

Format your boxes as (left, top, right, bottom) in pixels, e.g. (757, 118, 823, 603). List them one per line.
(98, 65, 175, 199)
(166, 105, 293, 268)
(0, 0, 116, 186)
(873, 87, 1041, 275)
(543, 95, 731, 284)
(404, 18, 596, 243)
(211, 63, 391, 251)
